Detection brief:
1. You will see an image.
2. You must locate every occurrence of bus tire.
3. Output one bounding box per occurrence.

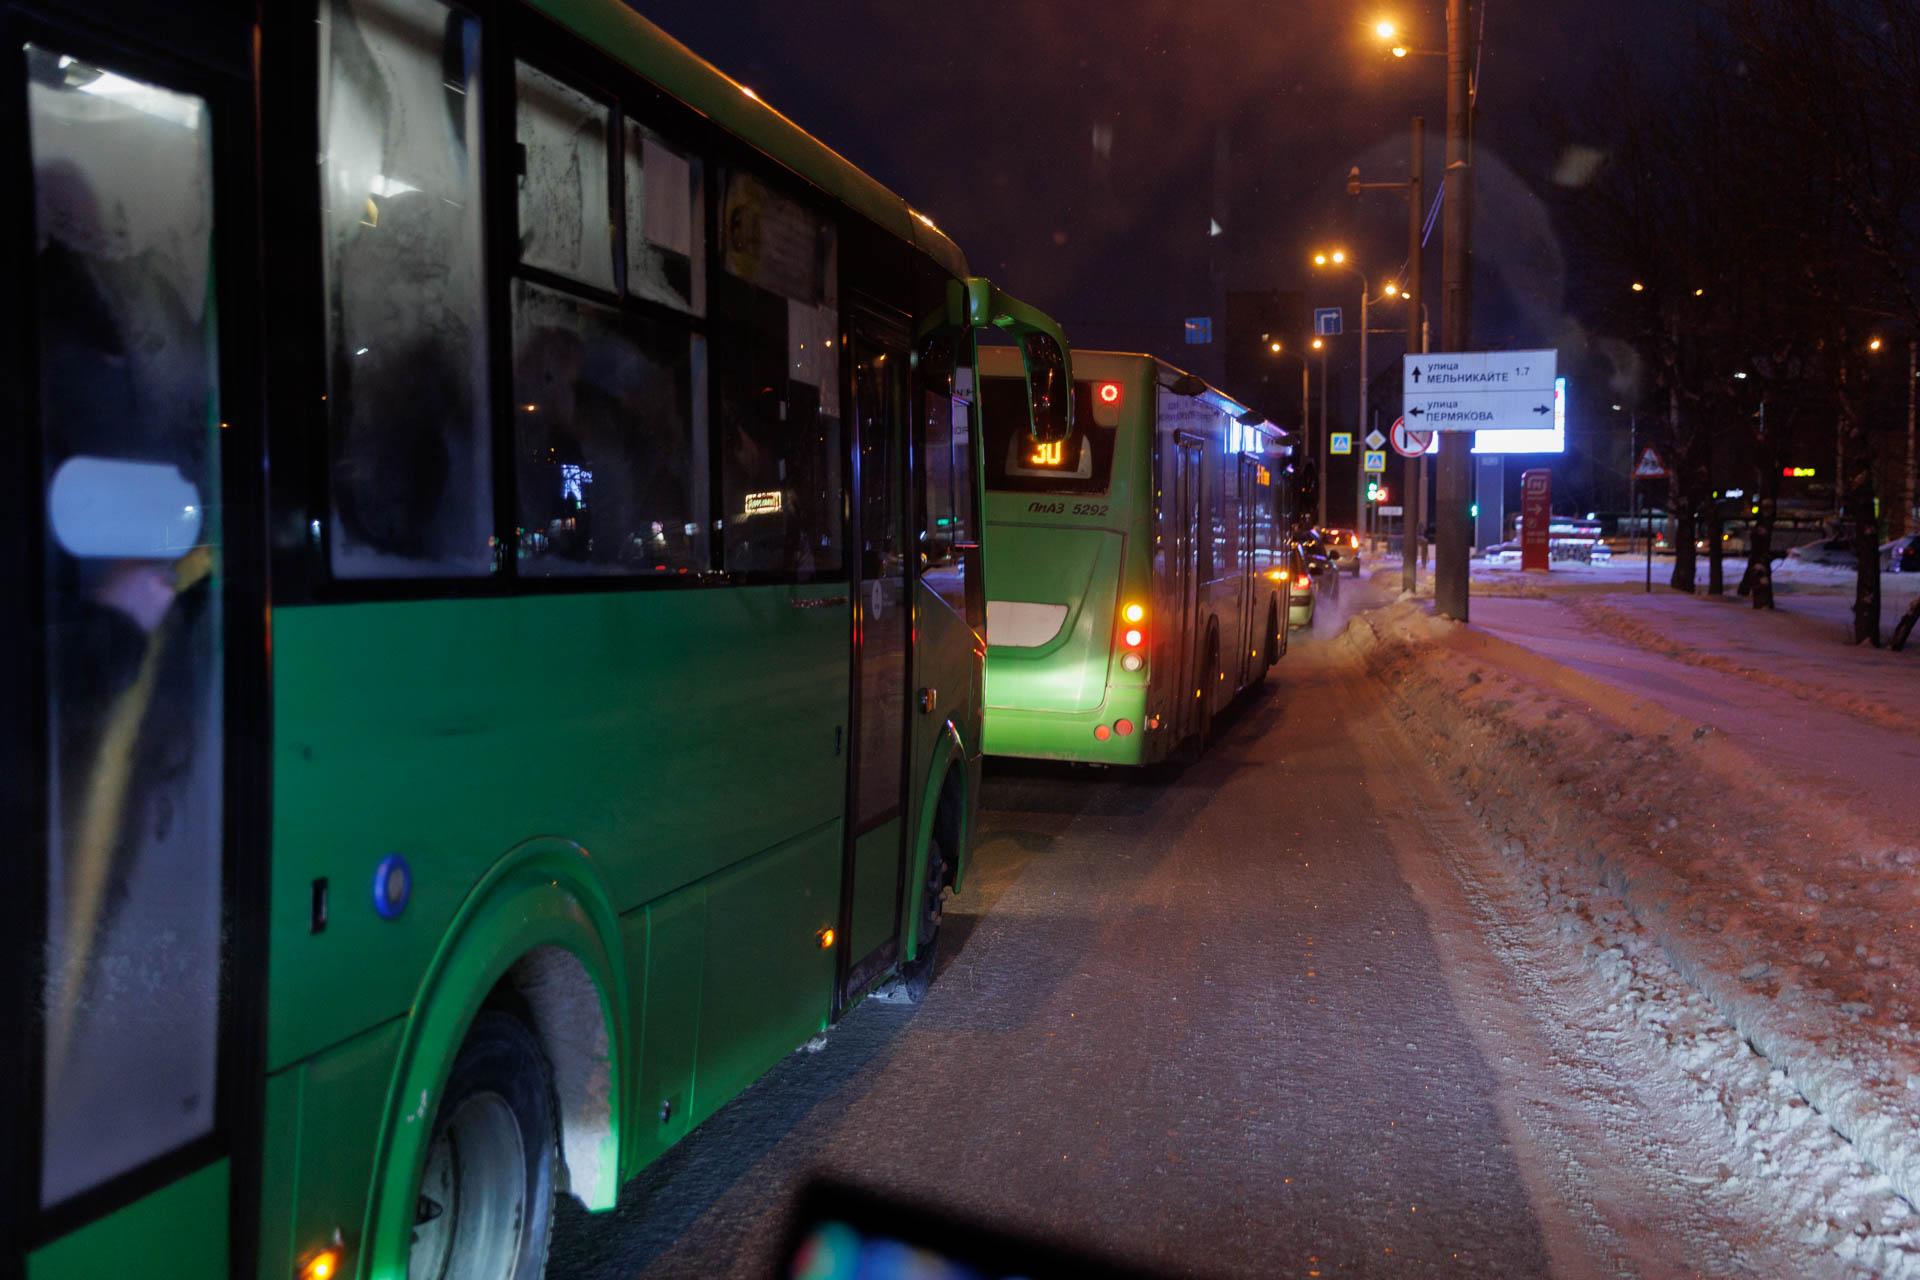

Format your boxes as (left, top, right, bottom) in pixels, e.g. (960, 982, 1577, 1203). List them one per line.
(410, 1011, 557, 1280)
(894, 828, 951, 1004)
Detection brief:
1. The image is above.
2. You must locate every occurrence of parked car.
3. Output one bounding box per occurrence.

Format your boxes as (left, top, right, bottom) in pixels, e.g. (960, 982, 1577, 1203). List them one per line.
(1785, 537, 1859, 568)
(1283, 543, 1319, 629)
(1484, 540, 1523, 566)
(1883, 534, 1920, 573)
(1319, 526, 1363, 576)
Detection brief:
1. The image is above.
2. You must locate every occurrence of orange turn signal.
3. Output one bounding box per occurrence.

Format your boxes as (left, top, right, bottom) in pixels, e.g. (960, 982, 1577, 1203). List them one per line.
(300, 1249, 342, 1280)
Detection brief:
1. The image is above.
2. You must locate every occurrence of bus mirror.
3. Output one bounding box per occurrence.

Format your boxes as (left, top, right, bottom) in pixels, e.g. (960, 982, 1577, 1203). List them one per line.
(1021, 330, 1071, 444)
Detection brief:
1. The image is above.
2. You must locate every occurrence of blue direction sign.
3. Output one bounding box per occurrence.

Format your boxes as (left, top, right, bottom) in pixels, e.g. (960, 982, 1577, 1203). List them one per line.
(1330, 432, 1353, 456)
(1184, 316, 1213, 345)
(1314, 307, 1344, 336)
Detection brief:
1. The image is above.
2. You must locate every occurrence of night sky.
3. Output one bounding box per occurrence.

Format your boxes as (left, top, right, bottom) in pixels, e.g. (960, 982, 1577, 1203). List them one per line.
(633, 0, 1687, 464)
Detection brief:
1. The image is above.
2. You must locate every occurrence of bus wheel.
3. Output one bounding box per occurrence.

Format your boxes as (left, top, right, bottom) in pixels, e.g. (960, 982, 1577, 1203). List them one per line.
(410, 1011, 556, 1280)
(894, 830, 951, 1003)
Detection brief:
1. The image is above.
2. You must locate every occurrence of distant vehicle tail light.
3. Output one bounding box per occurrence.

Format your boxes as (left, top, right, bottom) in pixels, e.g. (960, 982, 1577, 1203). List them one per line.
(1350, 534, 1359, 548)
(1269, 568, 1289, 582)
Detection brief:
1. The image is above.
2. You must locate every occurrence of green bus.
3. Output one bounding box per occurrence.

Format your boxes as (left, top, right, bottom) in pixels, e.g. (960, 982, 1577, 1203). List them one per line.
(977, 350, 1294, 766)
(2, 3, 1072, 1277)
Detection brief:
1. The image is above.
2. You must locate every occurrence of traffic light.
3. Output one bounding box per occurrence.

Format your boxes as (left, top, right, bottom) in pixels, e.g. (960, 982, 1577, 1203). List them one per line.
(1366, 481, 1388, 503)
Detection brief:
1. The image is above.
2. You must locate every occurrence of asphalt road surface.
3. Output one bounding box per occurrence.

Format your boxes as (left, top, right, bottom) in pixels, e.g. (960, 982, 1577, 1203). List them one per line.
(551, 592, 1824, 1279)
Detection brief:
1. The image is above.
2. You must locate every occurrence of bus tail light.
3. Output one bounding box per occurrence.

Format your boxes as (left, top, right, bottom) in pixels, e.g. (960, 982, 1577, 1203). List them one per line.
(1120, 651, 1144, 672)
(299, 1248, 342, 1280)
(1122, 628, 1144, 648)
(1122, 601, 1146, 624)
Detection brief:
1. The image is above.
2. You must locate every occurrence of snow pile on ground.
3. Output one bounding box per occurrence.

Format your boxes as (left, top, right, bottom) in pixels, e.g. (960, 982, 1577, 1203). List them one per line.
(1341, 598, 1920, 1269)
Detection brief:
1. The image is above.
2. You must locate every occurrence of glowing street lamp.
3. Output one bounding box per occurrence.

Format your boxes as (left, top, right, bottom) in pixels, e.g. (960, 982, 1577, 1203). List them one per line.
(1375, 18, 1397, 39)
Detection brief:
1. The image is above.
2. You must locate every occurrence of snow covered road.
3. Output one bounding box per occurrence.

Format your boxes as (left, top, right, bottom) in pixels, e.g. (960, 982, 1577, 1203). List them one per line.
(549, 587, 1908, 1278)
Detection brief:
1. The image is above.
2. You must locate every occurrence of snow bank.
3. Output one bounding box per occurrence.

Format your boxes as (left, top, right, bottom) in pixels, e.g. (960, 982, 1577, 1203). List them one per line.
(1341, 600, 1920, 1226)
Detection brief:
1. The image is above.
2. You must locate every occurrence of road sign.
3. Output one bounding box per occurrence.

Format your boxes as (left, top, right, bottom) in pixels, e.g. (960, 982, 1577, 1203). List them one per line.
(1634, 447, 1668, 479)
(1391, 418, 1434, 457)
(1363, 449, 1387, 473)
(1314, 307, 1343, 336)
(1402, 349, 1558, 431)
(1379, 505, 1404, 516)
(1183, 316, 1212, 345)
(1521, 468, 1552, 572)
(1364, 429, 1386, 451)
(1330, 432, 1353, 455)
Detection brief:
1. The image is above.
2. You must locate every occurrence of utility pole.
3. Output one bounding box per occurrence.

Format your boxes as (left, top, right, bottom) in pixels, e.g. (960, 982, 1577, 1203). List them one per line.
(1318, 343, 1329, 527)
(1907, 338, 1917, 537)
(1434, 0, 1474, 621)
(1404, 117, 1425, 595)
(1357, 290, 1370, 534)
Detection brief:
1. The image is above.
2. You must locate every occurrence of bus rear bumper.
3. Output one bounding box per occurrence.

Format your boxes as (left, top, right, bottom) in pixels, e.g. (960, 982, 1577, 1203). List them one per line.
(982, 690, 1158, 765)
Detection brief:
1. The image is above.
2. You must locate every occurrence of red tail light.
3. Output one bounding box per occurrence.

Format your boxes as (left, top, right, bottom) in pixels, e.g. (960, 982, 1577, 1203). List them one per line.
(1123, 628, 1144, 648)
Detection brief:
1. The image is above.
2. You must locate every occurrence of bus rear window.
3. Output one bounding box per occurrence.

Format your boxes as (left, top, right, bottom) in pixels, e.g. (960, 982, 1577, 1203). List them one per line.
(983, 378, 1114, 494)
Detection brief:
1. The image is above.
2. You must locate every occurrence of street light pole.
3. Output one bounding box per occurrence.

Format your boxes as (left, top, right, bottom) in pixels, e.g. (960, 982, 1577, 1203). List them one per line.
(1318, 342, 1330, 527)
(1404, 116, 1425, 595)
(1434, 0, 1475, 621)
(1358, 284, 1370, 534)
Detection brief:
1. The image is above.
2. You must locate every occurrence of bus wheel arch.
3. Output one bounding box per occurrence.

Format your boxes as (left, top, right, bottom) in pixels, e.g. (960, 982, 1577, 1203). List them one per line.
(905, 724, 969, 964)
(363, 842, 629, 1276)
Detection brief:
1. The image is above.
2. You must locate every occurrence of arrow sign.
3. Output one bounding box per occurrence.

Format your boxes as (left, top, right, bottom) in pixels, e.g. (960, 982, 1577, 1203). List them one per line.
(1634, 447, 1669, 479)
(1403, 349, 1558, 431)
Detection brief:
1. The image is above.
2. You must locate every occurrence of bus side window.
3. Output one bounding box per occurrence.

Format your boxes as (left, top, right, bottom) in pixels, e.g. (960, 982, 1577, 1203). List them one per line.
(319, 0, 493, 579)
(510, 66, 709, 577)
(511, 281, 707, 575)
(712, 165, 843, 578)
(917, 337, 973, 615)
(516, 61, 616, 293)
(29, 43, 224, 1206)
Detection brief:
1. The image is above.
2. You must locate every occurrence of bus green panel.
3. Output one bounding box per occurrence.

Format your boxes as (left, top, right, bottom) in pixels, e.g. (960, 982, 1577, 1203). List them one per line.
(984, 527, 1124, 713)
(627, 889, 704, 1171)
(27, 1159, 226, 1280)
(259, 1019, 405, 1280)
(690, 822, 840, 1127)
(268, 586, 847, 1072)
(848, 817, 902, 965)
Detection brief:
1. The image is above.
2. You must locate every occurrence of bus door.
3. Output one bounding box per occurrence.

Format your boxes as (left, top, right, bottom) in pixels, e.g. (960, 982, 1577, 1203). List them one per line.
(1238, 455, 1262, 684)
(840, 321, 913, 1003)
(1169, 432, 1205, 740)
(4, 12, 263, 1279)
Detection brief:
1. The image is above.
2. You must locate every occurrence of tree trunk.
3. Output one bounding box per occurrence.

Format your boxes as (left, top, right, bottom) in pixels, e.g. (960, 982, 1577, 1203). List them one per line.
(1839, 369, 1882, 645)
(1670, 495, 1697, 591)
(1746, 475, 1779, 610)
(1708, 498, 1725, 594)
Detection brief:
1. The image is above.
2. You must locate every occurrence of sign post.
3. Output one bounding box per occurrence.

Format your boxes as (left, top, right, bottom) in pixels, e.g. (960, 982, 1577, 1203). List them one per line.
(1633, 446, 1669, 594)
(1404, 349, 1559, 619)
(1520, 468, 1551, 571)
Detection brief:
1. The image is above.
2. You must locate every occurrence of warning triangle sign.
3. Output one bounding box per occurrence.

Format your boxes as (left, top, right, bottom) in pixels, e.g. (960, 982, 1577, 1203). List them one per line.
(1634, 447, 1669, 479)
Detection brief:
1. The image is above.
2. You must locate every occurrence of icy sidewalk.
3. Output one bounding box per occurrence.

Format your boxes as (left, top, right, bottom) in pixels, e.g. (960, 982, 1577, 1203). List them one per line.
(1341, 594, 1920, 1226)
